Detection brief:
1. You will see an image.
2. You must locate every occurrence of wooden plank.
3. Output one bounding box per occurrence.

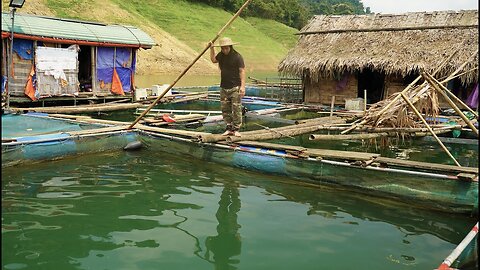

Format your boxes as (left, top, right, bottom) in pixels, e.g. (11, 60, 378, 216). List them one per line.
(135, 124, 211, 138)
(309, 133, 389, 140)
(66, 125, 132, 136)
(235, 140, 378, 161)
(12, 102, 144, 114)
(457, 173, 478, 181)
(236, 141, 307, 152)
(374, 157, 478, 174)
(305, 148, 380, 161)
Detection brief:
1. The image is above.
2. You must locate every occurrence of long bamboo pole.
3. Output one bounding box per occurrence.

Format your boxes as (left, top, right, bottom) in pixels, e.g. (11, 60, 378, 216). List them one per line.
(400, 92, 461, 167)
(340, 49, 460, 135)
(128, 0, 253, 129)
(438, 51, 479, 117)
(422, 72, 479, 136)
(309, 128, 454, 141)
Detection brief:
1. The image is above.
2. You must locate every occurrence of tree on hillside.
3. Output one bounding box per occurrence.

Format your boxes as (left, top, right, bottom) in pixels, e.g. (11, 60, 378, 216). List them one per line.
(186, 0, 370, 29)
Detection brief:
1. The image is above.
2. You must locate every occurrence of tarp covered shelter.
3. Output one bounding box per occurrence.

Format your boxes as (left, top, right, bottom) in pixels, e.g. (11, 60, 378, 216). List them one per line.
(1, 12, 155, 101)
(278, 10, 479, 106)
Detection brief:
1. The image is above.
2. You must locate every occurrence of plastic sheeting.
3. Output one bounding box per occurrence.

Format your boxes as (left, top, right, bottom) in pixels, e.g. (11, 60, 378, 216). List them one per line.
(97, 47, 133, 93)
(1, 113, 88, 138)
(13, 39, 33, 60)
(35, 45, 79, 97)
(466, 84, 478, 109)
(1, 75, 6, 93)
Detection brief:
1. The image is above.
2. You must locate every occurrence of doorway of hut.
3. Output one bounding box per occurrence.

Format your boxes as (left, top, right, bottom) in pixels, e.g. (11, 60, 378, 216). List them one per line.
(78, 45, 92, 92)
(357, 68, 385, 104)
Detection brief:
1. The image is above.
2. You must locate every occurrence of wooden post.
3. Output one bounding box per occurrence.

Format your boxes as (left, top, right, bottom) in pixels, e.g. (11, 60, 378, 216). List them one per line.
(422, 72, 478, 136)
(128, 0, 253, 129)
(330, 95, 335, 117)
(363, 89, 367, 115)
(91, 47, 96, 94)
(400, 92, 461, 167)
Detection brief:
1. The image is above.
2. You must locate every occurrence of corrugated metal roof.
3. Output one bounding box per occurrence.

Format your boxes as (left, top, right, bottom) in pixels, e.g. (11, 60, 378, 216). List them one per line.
(1, 12, 155, 49)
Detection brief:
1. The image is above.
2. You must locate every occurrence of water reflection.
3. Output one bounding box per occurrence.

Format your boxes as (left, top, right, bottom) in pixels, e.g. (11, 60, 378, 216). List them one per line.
(205, 182, 242, 269)
(1, 150, 476, 270)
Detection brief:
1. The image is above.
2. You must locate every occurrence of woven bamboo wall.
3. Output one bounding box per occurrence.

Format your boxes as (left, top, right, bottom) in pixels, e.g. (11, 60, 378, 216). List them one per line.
(384, 74, 405, 97)
(10, 53, 33, 97)
(304, 74, 358, 104)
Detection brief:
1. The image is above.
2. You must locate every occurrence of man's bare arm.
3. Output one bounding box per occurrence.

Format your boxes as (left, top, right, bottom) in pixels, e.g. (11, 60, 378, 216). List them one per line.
(239, 67, 246, 97)
(209, 43, 218, 63)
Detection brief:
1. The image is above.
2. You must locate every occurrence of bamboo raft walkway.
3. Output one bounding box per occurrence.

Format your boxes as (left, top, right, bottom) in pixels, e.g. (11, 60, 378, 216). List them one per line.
(7, 92, 211, 114)
(40, 113, 478, 180)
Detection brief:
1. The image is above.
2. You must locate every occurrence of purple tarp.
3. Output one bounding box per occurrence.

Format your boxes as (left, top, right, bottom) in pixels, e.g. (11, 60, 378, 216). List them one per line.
(466, 84, 478, 109)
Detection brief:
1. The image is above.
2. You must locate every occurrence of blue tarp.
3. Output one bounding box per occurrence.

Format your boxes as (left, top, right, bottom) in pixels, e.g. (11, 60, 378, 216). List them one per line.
(1, 76, 6, 93)
(13, 39, 33, 60)
(232, 148, 287, 174)
(97, 47, 133, 92)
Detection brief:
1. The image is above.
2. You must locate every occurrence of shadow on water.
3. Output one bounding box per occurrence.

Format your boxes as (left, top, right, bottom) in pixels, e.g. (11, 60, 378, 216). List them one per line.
(1, 149, 477, 270)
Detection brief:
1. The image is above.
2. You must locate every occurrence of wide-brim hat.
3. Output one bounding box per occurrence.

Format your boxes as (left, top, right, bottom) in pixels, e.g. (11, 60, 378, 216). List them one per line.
(214, 37, 238, 47)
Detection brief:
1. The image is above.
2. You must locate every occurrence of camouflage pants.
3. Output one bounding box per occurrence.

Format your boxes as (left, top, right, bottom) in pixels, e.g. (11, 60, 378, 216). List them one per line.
(220, 86, 242, 131)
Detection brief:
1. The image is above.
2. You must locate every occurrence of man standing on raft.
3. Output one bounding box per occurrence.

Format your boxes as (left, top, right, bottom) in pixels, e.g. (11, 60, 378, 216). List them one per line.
(209, 37, 246, 137)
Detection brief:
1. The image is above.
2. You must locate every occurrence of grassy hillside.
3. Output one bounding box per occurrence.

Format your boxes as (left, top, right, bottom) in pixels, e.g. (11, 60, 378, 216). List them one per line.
(246, 17, 299, 49)
(2, 0, 299, 73)
(109, 0, 298, 71)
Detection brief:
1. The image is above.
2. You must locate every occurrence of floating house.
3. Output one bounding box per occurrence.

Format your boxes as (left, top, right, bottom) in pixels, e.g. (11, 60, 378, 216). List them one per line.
(278, 10, 479, 106)
(1, 12, 155, 103)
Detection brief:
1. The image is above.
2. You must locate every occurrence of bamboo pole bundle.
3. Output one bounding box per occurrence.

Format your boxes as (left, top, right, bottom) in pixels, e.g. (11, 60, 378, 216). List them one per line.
(341, 49, 460, 135)
(311, 125, 461, 133)
(136, 124, 210, 139)
(400, 92, 461, 167)
(11, 102, 144, 114)
(422, 72, 479, 135)
(224, 125, 331, 143)
(310, 133, 388, 140)
(309, 127, 455, 141)
(197, 116, 347, 143)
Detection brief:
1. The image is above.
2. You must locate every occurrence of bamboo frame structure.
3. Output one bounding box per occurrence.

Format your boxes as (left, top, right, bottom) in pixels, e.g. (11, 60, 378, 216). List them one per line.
(422, 72, 478, 136)
(400, 92, 461, 167)
(340, 49, 460, 135)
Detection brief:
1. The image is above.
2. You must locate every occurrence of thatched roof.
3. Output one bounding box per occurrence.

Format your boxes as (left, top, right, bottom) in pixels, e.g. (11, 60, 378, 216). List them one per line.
(278, 10, 478, 85)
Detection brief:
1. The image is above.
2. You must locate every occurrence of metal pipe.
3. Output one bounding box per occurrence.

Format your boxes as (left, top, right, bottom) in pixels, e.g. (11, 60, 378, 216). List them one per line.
(319, 159, 457, 180)
(7, 7, 16, 110)
(437, 222, 479, 270)
(2, 130, 135, 146)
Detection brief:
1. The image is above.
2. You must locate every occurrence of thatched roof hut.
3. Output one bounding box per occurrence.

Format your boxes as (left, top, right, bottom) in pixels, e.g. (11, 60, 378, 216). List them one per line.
(279, 10, 478, 93)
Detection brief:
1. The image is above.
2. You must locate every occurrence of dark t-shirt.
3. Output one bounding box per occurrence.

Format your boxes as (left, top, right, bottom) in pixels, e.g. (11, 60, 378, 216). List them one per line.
(216, 49, 245, 89)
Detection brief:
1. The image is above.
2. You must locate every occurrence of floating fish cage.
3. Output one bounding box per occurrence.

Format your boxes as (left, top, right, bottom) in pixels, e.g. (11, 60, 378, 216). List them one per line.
(2, 96, 478, 216)
(2, 113, 138, 167)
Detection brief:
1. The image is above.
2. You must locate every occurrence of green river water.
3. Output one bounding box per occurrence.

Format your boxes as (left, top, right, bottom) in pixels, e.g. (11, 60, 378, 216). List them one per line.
(2, 96, 478, 269)
(2, 146, 477, 270)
